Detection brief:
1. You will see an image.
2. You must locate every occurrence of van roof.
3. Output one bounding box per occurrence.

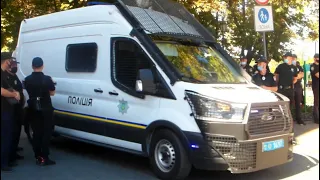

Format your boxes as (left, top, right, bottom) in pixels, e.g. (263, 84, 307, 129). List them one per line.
(20, 5, 122, 33)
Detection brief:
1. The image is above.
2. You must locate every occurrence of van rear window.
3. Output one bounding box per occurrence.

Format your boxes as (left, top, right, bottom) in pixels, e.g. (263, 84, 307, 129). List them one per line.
(66, 43, 98, 72)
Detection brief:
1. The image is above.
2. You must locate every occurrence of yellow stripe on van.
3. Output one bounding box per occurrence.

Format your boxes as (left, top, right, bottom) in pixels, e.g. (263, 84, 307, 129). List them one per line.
(54, 110, 146, 129)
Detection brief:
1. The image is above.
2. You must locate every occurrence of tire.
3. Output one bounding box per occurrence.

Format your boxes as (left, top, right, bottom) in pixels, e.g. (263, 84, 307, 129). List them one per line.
(149, 129, 192, 180)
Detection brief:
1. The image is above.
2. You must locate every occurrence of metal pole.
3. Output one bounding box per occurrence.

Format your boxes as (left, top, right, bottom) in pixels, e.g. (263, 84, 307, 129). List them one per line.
(303, 54, 307, 113)
(263, 32, 267, 59)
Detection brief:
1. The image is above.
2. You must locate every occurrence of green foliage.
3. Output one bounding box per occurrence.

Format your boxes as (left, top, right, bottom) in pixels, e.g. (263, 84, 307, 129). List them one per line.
(1, 0, 319, 62)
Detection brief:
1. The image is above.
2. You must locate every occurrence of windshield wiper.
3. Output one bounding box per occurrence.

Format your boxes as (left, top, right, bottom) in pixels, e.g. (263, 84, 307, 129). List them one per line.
(180, 75, 204, 83)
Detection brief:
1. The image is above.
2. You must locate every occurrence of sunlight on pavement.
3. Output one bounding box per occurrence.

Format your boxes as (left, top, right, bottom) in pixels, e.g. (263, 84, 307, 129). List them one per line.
(282, 125, 320, 180)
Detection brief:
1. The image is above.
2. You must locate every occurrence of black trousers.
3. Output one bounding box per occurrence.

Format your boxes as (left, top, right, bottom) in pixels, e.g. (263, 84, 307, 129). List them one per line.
(30, 108, 54, 159)
(294, 87, 303, 123)
(278, 88, 294, 105)
(313, 87, 319, 123)
(1, 111, 13, 168)
(10, 104, 24, 161)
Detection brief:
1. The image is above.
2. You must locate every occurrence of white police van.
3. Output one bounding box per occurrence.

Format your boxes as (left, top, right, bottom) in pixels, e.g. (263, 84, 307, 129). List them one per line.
(15, 0, 294, 179)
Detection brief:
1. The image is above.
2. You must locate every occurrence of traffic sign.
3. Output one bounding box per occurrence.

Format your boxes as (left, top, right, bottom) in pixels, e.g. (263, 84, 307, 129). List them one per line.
(256, 0, 269, 5)
(254, 6, 274, 32)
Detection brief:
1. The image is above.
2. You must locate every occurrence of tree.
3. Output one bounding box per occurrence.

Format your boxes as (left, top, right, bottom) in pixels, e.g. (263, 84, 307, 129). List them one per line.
(1, 0, 319, 62)
(222, 0, 318, 63)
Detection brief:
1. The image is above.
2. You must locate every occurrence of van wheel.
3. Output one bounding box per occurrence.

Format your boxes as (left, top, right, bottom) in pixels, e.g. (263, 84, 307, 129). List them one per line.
(149, 129, 191, 180)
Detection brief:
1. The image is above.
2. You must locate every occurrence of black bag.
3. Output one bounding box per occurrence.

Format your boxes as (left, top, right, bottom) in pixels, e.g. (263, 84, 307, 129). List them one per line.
(6, 88, 19, 105)
(27, 97, 42, 111)
(27, 77, 45, 112)
(3, 76, 19, 105)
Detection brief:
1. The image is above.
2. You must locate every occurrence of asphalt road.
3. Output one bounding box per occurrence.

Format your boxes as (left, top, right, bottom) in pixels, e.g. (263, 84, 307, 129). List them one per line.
(1, 122, 319, 180)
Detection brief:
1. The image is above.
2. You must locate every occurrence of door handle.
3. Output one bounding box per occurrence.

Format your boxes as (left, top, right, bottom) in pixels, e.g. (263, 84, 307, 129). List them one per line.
(94, 88, 103, 93)
(109, 92, 119, 96)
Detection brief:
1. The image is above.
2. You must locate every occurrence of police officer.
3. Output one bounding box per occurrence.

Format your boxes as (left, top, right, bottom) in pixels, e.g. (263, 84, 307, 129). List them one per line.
(292, 54, 305, 125)
(252, 56, 278, 92)
(310, 53, 319, 124)
(239, 55, 254, 76)
(24, 57, 56, 166)
(253, 56, 271, 75)
(6, 58, 25, 163)
(1, 52, 21, 171)
(274, 52, 298, 105)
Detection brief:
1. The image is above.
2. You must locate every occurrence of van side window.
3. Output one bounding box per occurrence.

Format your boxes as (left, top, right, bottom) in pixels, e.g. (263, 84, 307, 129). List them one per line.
(66, 43, 98, 72)
(113, 40, 152, 90)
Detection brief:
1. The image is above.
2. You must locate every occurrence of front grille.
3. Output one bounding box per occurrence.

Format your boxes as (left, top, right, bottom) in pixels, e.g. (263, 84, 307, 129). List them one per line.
(207, 135, 257, 172)
(247, 104, 292, 136)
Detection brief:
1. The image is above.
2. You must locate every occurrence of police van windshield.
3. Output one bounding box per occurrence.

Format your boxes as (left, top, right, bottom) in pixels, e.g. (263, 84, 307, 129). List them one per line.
(156, 42, 247, 84)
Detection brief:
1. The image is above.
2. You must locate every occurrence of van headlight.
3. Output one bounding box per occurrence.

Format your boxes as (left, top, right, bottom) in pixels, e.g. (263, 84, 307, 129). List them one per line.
(185, 91, 247, 122)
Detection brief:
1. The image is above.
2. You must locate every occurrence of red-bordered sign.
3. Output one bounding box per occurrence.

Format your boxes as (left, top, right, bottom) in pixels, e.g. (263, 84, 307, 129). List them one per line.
(255, 0, 269, 5)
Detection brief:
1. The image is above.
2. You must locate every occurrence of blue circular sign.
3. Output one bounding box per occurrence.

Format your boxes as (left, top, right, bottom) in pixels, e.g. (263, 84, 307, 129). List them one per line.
(258, 8, 269, 23)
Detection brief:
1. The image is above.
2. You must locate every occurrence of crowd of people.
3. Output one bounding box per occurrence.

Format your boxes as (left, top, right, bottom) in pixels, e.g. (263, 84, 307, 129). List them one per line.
(240, 52, 319, 125)
(1, 52, 56, 171)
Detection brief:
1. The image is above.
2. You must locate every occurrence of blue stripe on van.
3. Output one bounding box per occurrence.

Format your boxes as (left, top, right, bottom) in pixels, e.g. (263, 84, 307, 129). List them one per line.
(53, 108, 147, 129)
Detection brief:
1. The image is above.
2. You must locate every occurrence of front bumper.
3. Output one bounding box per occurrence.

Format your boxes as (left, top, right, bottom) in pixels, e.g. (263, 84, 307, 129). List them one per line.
(184, 132, 294, 173)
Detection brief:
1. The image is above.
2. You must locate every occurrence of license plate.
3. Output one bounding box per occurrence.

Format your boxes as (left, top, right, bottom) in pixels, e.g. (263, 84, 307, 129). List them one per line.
(262, 139, 284, 152)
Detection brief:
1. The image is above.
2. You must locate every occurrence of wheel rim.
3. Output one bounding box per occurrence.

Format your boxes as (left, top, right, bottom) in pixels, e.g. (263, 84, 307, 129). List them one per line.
(154, 139, 176, 173)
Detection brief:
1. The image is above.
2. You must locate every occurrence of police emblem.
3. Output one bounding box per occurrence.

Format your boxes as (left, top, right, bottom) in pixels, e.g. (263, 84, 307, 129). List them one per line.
(14, 80, 17, 85)
(262, 76, 266, 81)
(118, 99, 129, 115)
(311, 66, 314, 71)
(291, 68, 294, 72)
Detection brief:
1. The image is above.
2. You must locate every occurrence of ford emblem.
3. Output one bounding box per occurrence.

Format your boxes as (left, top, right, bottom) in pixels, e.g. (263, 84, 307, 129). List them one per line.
(261, 113, 274, 121)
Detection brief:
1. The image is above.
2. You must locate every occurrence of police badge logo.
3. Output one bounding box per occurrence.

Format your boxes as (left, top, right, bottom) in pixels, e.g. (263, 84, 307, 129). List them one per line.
(118, 99, 129, 115)
(311, 66, 314, 71)
(262, 76, 266, 81)
(291, 68, 294, 72)
(14, 80, 17, 85)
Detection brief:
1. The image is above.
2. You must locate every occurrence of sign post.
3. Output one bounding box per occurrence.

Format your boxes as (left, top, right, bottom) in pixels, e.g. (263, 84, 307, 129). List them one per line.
(303, 55, 308, 113)
(254, 5, 274, 60)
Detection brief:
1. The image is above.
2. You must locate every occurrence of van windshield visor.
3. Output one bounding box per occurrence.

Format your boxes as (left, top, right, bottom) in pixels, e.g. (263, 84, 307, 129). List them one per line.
(156, 42, 246, 84)
(121, 0, 214, 41)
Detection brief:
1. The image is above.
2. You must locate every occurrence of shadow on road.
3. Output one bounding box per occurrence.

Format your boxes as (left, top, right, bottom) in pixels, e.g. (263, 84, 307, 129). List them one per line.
(51, 136, 319, 180)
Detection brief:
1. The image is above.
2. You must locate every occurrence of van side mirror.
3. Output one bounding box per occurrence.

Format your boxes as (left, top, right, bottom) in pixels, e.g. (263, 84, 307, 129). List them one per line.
(136, 69, 157, 94)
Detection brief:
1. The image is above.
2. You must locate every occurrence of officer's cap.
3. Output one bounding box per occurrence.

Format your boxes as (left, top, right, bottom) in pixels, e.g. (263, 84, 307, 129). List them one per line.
(283, 52, 293, 57)
(1, 52, 12, 62)
(32, 57, 44, 68)
(257, 56, 268, 63)
(292, 54, 297, 58)
(314, 53, 319, 58)
(240, 55, 247, 60)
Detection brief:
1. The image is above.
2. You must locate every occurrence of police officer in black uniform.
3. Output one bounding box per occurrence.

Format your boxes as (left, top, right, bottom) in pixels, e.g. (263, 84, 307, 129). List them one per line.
(6, 58, 25, 163)
(1, 52, 21, 171)
(310, 53, 319, 124)
(252, 56, 278, 92)
(240, 55, 254, 76)
(24, 57, 56, 166)
(274, 52, 298, 105)
(253, 56, 271, 75)
(292, 54, 305, 125)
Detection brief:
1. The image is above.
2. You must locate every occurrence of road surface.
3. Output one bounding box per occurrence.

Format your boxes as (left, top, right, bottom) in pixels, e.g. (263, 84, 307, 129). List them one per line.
(1, 122, 319, 180)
